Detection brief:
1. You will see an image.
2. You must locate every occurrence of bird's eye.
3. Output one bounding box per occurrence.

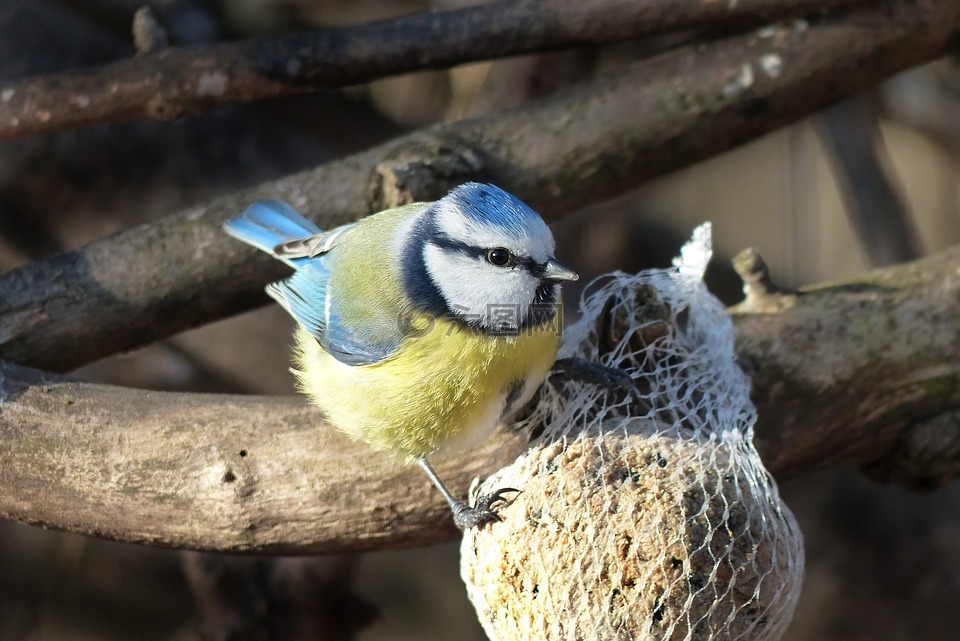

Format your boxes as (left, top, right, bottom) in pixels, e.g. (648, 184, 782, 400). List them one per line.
(486, 247, 512, 266)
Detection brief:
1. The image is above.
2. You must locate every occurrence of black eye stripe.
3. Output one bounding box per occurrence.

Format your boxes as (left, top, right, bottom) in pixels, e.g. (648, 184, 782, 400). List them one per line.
(429, 233, 536, 269)
(428, 233, 484, 259)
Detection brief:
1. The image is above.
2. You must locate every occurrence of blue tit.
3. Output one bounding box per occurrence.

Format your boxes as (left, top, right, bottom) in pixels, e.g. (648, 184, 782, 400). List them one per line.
(223, 182, 578, 529)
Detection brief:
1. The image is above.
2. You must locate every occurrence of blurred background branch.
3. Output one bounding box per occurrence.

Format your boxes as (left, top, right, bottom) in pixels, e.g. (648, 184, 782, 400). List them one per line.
(2, 0, 958, 373)
(817, 96, 923, 266)
(0, 0, 872, 139)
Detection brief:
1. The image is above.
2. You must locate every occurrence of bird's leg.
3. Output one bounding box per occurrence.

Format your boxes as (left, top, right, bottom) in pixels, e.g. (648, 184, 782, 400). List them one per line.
(415, 456, 517, 531)
(551, 357, 634, 391)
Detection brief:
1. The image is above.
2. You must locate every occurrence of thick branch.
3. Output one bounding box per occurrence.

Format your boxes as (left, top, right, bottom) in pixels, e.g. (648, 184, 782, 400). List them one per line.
(2, 245, 958, 553)
(0, 362, 518, 553)
(2, 0, 958, 373)
(0, 0, 871, 139)
(731, 246, 960, 488)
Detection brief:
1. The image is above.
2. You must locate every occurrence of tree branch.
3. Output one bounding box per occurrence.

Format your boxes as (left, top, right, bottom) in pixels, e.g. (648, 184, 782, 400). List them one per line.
(879, 61, 960, 154)
(2, 0, 958, 374)
(0, 0, 871, 140)
(731, 246, 960, 489)
(2, 244, 958, 553)
(0, 360, 518, 553)
(817, 96, 923, 266)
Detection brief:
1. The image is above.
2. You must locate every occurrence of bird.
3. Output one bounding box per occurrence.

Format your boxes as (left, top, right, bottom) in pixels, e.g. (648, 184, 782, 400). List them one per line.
(223, 182, 579, 529)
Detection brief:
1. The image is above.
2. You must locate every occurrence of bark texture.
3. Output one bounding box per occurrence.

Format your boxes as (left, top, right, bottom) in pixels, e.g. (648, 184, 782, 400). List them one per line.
(2, 246, 958, 553)
(0, 0, 871, 139)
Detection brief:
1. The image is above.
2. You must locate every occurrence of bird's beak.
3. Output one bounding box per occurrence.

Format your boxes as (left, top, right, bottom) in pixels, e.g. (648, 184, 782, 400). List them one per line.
(541, 258, 579, 283)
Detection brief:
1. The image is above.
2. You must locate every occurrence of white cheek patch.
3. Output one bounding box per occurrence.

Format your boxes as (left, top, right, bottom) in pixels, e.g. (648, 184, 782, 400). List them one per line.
(423, 244, 540, 330)
(423, 245, 488, 320)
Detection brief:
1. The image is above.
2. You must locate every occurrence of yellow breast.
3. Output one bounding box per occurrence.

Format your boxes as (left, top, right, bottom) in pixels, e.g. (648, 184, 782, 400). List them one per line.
(291, 314, 561, 459)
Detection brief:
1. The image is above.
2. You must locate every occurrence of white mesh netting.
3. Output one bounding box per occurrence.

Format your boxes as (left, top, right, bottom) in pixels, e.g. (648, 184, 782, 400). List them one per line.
(461, 224, 805, 641)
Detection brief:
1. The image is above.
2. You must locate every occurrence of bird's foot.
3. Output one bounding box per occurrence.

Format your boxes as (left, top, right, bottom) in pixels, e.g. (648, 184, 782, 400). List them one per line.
(552, 357, 634, 392)
(452, 487, 519, 531)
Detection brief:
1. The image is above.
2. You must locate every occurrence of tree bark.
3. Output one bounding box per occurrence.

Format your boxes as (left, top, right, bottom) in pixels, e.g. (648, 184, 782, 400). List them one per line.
(731, 247, 960, 489)
(2, 245, 958, 554)
(0, 0, 871, 140)
(2, 0, 958, 373)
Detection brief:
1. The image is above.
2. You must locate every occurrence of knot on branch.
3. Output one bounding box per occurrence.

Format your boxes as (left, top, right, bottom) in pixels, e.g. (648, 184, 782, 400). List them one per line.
(732, 247, 794, 310)
(133, 7, 170, 54)
(369, 131, 491, 210)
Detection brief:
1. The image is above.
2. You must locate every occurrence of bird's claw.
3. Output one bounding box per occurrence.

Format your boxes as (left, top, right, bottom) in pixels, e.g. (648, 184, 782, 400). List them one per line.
(551, 357, 634, 392)
(452, 487, 519, 531)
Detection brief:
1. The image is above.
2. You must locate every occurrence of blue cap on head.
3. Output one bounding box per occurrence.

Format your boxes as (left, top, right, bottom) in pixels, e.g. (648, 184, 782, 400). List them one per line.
(446, 182, 542, 236)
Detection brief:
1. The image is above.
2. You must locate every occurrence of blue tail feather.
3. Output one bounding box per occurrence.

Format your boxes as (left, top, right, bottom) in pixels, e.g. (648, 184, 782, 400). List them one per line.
(224, 200, 323, 268)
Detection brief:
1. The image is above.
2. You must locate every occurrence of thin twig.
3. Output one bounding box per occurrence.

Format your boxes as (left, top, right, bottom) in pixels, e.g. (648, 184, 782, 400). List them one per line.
(1, 0, 957, 373)
(0, 0, 872, 140)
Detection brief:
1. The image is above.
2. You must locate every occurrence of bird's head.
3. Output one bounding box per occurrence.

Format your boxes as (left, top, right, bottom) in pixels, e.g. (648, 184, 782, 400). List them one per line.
(403, 182, 578, 334)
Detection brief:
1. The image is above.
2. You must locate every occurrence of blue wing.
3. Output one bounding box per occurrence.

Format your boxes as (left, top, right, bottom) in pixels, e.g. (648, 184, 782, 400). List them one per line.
(224, 200, 402, 366)
(264, 263, 331, 340)
(268, 269, 403, 366)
